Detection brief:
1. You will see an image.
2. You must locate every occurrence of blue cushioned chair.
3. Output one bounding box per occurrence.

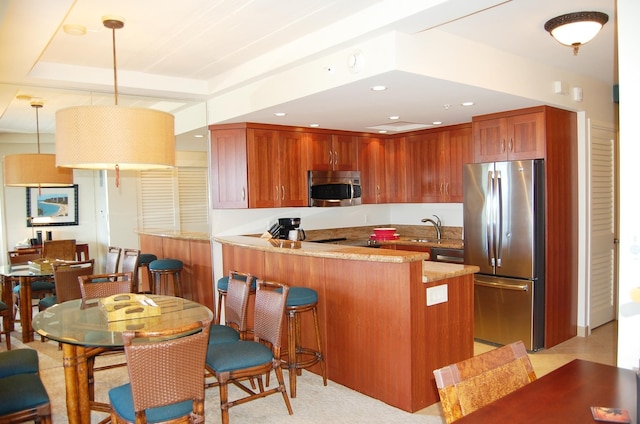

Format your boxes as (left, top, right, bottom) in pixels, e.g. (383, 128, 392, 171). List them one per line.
(210, 271, 256, 346)
(205, 280, 293, 424)
(108, 318, 212, 424)
(0, 349, 52, 423)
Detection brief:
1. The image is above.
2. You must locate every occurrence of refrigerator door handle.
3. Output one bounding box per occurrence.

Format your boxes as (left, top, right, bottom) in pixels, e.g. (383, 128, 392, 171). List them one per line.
(475, 280, 529, 291)
(495, 170, 503, 267)
(486, 170, 495, 267)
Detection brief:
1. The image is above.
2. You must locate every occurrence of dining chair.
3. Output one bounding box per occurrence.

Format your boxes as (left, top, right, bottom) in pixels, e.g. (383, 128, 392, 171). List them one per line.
(38, 259, 96, 312)
(78, 271, 135, 404)
(0, 349, 52, 423)
(42, 239, 77, 261)
(210, 271, 256, 345)
(205, 279, 293, 424)
(8, 249, 55, 320)
(120, 249, 141, 292)
(433, 340, 537, 423)
(108, 317, 212, 424)
(106, 246, 123, 274)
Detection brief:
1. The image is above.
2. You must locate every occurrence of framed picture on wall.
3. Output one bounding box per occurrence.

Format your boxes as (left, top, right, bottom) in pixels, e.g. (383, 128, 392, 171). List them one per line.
(26, 184, 79, 227)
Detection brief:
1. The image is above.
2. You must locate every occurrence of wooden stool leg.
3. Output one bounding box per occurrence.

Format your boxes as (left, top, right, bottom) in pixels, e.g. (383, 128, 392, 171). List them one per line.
(287, 309, 298, 398)
(312, 306, 327, 385)
(173, 271, 183, 297)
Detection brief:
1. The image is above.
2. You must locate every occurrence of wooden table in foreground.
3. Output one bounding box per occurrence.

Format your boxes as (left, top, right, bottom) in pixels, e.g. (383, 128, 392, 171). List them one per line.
(32, 295, 213, 424)
(456, 359, 637, 423)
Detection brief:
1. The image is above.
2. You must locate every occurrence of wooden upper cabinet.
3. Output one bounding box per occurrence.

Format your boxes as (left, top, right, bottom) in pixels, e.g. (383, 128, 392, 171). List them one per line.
(210, 127, 248, 208)
(473, 110, 545, 162)
(307, 133, 358, 171)
(247, 129, 308, 208)
(210, 124, 308, 209)
(357, 136, 386, 204)
(384, 136, 407, 203)
(444, 125, 474, 202)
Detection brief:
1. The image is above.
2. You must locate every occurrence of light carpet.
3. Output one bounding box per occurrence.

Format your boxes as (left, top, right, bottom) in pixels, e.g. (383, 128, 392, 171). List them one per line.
(2, 332, 446, 423)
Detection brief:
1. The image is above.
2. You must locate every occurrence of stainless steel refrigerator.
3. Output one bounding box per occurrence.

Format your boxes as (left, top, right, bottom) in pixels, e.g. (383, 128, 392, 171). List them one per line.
(463, 159, 545, 351)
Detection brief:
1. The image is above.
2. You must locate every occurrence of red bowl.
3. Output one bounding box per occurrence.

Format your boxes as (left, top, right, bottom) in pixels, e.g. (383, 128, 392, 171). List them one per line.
(373, 228, 396, 240)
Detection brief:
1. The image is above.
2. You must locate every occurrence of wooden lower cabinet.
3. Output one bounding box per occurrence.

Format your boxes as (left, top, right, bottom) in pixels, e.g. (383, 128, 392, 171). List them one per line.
(221, 244, 474, 412)
(139, 234, 214, 311)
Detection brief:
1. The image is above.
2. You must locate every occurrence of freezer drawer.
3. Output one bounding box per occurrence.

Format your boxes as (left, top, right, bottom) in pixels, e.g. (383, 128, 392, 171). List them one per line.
(474, 275, 542, 351)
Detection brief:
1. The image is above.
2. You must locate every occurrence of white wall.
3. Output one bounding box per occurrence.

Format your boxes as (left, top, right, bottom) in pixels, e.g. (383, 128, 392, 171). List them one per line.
(616, 0, 640, 370)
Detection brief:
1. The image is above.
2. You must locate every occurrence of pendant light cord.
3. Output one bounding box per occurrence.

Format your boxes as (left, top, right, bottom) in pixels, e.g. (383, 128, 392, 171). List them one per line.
(111, 24, 118, 106)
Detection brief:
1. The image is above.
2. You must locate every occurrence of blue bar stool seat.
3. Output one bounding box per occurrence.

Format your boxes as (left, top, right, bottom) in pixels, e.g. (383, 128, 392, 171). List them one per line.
(138, 254, 157, 294)
(149, 259, 183, 297)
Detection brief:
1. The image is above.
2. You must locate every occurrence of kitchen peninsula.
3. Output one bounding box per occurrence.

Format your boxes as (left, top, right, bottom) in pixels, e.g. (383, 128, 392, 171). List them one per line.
(215, 235, 479, 412)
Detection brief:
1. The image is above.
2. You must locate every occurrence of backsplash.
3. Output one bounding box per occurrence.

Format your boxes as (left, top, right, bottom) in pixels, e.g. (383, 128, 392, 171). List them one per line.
(302, 225, 462, 241)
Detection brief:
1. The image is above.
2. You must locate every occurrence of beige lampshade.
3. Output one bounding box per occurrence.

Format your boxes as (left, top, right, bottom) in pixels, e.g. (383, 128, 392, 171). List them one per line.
(4, 153, 74, 187)
(55, 105, 175, 170)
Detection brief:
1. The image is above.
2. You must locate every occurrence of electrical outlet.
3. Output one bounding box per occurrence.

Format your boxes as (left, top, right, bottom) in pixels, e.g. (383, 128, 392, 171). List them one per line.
(426, 284, 448, 306)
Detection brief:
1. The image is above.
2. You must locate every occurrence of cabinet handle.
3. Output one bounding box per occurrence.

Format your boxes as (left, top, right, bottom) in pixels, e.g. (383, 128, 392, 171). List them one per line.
(275, 185, 279, 201)
(334, 150, 338, 166)
(445, 182, 449, 195)
(281, 185, 285, 201)
(376, 185, 380, 195)
(508, 139, 513, 152)
(329, 151, 333, 165)
(439, 183, 444, 194)
(501, 139, 506, 152)
(242, 187, 246, 200)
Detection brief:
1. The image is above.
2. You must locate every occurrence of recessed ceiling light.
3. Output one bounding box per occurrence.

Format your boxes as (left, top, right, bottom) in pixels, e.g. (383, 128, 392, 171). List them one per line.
(432, 121, 442, 125)
(378, 130, 388, 134)
(194, 134, 204, 138)
(63, 24, 87, 35)
(274, 112, 286, 117)
(389, 115, 400, 120)
(371, 85, 387, 91)
(461, 101, 475, 107)
(309, 123, 319, 127)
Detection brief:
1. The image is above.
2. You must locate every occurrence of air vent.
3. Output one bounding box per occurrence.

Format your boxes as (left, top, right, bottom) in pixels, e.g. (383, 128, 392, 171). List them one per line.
(367, 121, 433, 132)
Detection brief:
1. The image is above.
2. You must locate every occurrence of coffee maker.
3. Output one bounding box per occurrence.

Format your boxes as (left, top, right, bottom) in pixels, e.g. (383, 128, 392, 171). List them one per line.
(277, 217, 301, 239)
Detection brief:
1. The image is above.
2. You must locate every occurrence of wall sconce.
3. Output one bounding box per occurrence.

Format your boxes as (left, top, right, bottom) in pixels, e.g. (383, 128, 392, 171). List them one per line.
(544, 11, 609, 55)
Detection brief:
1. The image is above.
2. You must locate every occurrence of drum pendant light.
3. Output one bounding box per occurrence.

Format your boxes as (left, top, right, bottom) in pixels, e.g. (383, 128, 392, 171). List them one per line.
(544, 11, 609, 56)
(4, 100, 74, 187)
(55, 16, 175, 187)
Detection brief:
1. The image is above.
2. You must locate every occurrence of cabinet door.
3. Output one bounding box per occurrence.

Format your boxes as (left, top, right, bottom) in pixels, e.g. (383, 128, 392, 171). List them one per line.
(247, 128, 279, 208)
(210, 128, 248, 208)
(384, 137, 407, 203)
(278, 131, 308, 207)
(407, 132, 442, 203)
(307, 132, 334, 171)
(358, 136, 386, 204)
(331, 134, 358, 171)
(508, 112, 545, 160)
(445, 125, 473, 202)
(473, 118, 508, 163)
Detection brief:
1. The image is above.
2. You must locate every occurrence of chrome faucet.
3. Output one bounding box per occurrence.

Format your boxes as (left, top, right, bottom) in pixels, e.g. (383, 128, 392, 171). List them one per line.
(421, 214, 442, 240)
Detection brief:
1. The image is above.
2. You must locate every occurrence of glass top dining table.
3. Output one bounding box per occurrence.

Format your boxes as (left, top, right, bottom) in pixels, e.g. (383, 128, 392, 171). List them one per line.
(32, 295, 213, 424)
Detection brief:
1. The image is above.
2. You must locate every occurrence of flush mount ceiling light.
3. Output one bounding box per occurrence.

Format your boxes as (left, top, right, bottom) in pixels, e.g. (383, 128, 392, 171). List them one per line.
(4, 99, 74, 188)
(544, 11, 609, 56)
(55, 16, 175, 187)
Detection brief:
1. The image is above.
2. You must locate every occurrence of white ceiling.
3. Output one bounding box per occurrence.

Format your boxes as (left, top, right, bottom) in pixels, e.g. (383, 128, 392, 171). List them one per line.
(0, 0, 616, 145)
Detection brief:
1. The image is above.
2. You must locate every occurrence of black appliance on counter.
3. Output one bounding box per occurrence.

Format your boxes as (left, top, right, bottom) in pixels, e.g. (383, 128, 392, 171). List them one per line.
(277, 217, 301, 239)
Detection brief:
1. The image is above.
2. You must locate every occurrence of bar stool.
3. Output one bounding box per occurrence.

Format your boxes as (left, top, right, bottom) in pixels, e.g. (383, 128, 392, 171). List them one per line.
(138, 254, 157, 294)
(215, 272, 256, 325)
(281, 286, 327, 398)
(149, 259, 183, 297)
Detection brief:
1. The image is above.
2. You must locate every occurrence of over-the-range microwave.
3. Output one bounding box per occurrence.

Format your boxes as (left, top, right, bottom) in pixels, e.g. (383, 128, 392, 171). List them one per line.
(308, 170, 362, 207)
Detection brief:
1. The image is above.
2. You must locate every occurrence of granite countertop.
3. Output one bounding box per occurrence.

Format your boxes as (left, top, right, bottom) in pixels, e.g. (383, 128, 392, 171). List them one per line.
(214, 235, 479, 282)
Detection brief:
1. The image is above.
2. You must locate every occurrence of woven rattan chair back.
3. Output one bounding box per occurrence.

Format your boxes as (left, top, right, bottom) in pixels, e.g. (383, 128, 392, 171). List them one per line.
(105, 246, 122, 274)
(254, 280, 289, 349)
(52, 259, 95, 303)
(118, 318, 212, 423)
(8, 249, 41, 264)
(224, 272, 255, 337)
(121, 249, 140, 289)
(433, 340, 537, 423)
(78, 272, 135, 302)
(43, 239, 76, 261)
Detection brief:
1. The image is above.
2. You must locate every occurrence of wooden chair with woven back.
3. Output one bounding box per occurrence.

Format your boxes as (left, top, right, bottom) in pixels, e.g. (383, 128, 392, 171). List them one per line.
(205, 279, 293, 424)
(120, 248, 140, 292)
(432, 340, 537, 423)
(8, 249, 54, 320)
(108, 317, 212, 423)
(42, 239, 77, 261)
(105, 246, 122, 274)
(78, 271, 135, 406)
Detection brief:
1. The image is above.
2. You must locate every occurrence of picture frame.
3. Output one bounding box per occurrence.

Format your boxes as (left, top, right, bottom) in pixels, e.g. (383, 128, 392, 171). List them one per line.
(26, 184, 79, 227)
